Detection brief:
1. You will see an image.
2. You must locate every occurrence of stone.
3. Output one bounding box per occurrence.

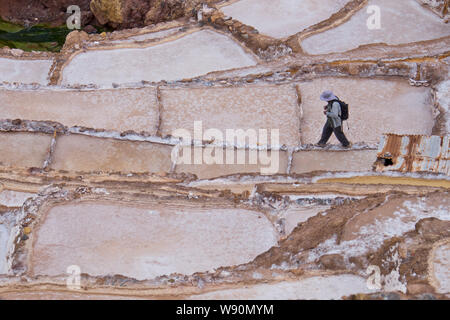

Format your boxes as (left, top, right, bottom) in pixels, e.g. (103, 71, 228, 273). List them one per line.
(90, 0, 124, 25)
(83, 25, 97, 34)
(10, 49, 24, 57)
(144, 0, 164, 25)
(63, 31, 89, 51)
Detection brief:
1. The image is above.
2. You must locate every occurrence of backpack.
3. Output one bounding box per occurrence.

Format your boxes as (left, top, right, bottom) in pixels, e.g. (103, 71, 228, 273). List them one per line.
(332, 98, 349, 121)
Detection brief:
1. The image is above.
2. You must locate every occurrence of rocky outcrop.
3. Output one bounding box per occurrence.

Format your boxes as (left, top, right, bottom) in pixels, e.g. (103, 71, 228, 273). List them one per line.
(90, 0, 152, 27)
(62, 30, 89, 50)
(0, 0, 219, 29)
(90, 0, 219, 29)
(0, 0, 93, 27)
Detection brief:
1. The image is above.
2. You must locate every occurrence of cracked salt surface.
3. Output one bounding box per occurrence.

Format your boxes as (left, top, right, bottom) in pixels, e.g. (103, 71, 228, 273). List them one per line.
(302, 0, 450, 54)
(190, 275, 377, 300)
(0, 57, 52, 85)
(61, 29, 257, 86)
(307, 196, 450, 263)
(221, 0, 348, 39)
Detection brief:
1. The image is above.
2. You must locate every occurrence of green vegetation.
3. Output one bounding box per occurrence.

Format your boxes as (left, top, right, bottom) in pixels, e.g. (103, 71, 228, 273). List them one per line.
(0, 20, 23, 33)
(0, 19, 71, 52)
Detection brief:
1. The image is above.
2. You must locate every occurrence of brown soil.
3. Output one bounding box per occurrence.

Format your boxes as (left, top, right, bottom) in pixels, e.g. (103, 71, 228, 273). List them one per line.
(0, 0, 93, 27)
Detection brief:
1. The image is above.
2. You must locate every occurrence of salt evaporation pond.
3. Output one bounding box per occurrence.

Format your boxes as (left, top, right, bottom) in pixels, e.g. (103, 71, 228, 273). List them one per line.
(302, 0, 450, 54)
(61, 29, 257, 86)
(30, 202, 278, 280)
(297, 78, 433, 145)
(0, 57, 52, 84)
(221, 0, 348, 38)
(191, 275, 376, 300)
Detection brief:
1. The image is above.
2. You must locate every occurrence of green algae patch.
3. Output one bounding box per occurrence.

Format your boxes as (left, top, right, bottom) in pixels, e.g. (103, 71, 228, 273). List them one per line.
(0, 19, 71, 52)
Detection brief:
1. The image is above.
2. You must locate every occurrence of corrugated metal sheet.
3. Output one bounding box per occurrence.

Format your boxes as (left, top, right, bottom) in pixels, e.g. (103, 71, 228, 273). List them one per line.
(375, 134, 450, 175)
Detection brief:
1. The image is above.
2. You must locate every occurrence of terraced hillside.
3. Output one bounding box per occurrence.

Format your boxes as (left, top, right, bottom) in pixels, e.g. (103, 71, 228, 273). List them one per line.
(0, 0, 449, 300)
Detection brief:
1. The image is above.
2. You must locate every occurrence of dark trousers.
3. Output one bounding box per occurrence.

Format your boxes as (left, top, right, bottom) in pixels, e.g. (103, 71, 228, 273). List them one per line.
(318, 121, 350, 147)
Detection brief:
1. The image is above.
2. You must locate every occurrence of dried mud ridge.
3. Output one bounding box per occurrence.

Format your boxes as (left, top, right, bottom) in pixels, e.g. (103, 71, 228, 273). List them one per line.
(0, 0, 449, 299)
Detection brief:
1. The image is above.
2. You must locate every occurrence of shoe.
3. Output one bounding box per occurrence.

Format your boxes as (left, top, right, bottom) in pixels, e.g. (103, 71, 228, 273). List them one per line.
(316, 142, 327, 148)
(342, 142, 352, 149)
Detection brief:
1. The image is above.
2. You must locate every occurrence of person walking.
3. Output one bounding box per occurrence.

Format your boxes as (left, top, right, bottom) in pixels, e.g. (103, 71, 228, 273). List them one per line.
(316, 90, 351, 148)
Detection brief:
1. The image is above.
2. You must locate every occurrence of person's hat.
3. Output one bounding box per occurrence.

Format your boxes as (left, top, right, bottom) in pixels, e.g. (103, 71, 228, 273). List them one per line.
(320, 90, 338, 102)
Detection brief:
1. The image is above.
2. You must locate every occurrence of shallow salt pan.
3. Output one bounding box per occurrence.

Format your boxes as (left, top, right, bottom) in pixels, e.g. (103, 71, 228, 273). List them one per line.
(291, 150, 378, 174)
(221, 0, 348, 39)
(302, 0, 450, 54)
(31, 202, 277, 280)
(161, 85, 301, 147)
(0, 190, 35, 207)
(50, 135, 172, 173)
(0, 133, 52, 168)
(0, 87, 159, 133)
(61, 29, 257, 86)
(0, 57, 52, 85)
(174, 147, 289, 178)
(191, 275, 376, 299)
(297, 78, 433, 144)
